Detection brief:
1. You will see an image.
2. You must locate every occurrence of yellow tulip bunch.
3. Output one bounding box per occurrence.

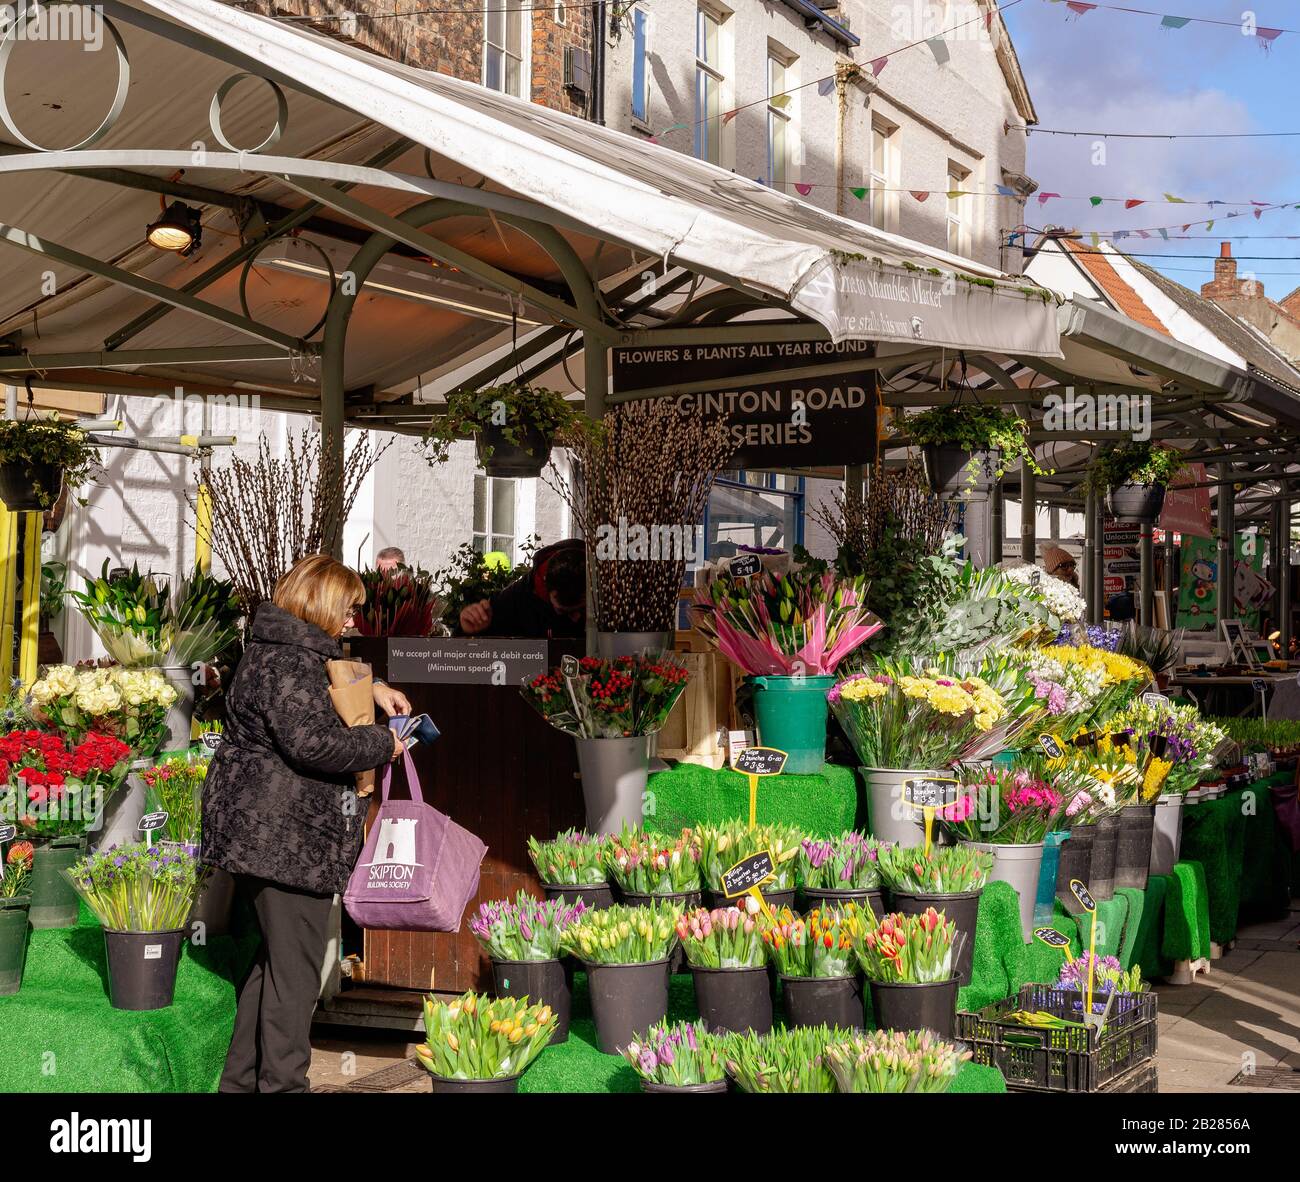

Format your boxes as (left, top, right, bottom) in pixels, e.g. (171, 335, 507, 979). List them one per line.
(417, 991, 556, 1081)
(558, 901, 679, 964)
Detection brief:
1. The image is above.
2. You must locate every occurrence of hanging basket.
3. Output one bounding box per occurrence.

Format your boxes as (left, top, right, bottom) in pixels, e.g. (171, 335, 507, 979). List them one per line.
(921, 446, 999, 501)
(475, 423, 552, 478)
(1105, 482, 1165, 524)
(0, 461, 62, 512)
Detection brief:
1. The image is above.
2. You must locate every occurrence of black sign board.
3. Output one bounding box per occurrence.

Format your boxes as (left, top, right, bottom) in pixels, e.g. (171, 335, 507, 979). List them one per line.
(733, 747, 787, 777)
(1252, 679, 1267, 693)
(1141, 692, 1166, 708)
(1069, 879, 1096, 913)
(138, 810, 169, 834)
(0, 824, 15, 843)
(388, 639, 550, 686)
(1033, 927, 1072, 949)
(611, 338, 876, 468)
(722, 851, 776, 898)
(1071, 731, 1100, 748)
(200, 731, 223, 752)
(902, 776, 958, 809)
(1038, 735, 1065, 759)
(727, 553, 762, 580)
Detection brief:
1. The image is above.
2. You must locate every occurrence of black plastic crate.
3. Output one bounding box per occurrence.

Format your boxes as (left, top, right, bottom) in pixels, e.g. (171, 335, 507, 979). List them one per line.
(1101, 1060, 1159, 1093)
(956, 985, 1158, 1093)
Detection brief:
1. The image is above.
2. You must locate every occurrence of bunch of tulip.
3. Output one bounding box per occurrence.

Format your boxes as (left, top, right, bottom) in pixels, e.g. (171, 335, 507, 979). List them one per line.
(526, 828, 608, 886)
(697, 820, 802, 893)
(469, 892, 586, 961)
(603, 825, 701, 894)
(140, 754, 208, 846)
(722, 1025, 839, 1093)
(416, 992, 556, 1081)
(798, 831, 885, 890)
(676, 904, 765, 969)
(760, 904, 861, 978)
(0, 840, 33, 898)
(622, 1021, 727, 1086)
(558, 901, 678, 965)
(874, 843, 992, 895)
(855, 907, 955, 984)
(826, 1029, 971, 1093)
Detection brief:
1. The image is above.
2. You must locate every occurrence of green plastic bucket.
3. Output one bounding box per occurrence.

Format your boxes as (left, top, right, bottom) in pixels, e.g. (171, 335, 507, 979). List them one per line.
(748, 675, 836, 775)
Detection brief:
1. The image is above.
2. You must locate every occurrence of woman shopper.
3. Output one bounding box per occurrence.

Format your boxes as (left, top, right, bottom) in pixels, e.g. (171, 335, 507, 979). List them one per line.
(203, 554, 408, 1093)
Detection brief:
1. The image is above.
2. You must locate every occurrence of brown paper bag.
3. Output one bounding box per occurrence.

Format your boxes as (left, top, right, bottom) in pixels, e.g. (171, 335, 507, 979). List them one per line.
(327, 658, 377, 797)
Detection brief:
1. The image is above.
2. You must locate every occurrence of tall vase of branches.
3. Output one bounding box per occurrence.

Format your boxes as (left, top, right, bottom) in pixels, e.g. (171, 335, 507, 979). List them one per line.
(194, 429, 390, 619)
(549, 400, 734, 658)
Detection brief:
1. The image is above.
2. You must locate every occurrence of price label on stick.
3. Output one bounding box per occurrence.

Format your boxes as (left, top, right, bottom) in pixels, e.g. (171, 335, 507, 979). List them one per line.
(0, 824, 15, 844)
(200, 731, 223, 752)
(138, 810, 169, 835)
(727, 553, 762, 580)
(1069, 879, 1099, 1022)
(1039, 734, 1064, 759)
(1141, 692, 1166, 708)
(901, 776, 958, 809)
(1033, 926, 1075, 962)
(1252, 679, 1267, 693)
(1069, 879, 1096, 914)
(722, 850, 775, 900)
(731, 746, 787, 828)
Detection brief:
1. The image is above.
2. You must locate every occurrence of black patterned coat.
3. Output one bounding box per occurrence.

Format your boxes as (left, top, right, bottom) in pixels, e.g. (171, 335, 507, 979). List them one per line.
(201, 603, 394, 895)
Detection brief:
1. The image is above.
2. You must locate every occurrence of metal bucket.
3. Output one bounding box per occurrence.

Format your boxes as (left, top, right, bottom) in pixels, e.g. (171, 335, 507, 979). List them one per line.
(966, 840, 1044, 943)
(595, 631, 674, 659)
(574, 735, 650, 836)
(861, 767, 945, 846)
(1149, 795, 1185, 877)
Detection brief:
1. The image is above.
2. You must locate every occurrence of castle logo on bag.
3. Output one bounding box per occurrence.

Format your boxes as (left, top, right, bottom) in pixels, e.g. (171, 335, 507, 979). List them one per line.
(365, 817, 422, 889)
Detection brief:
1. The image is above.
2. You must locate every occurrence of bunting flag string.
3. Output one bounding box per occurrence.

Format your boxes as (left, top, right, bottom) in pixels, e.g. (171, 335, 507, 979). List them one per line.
(1045, 0, 1291, 46)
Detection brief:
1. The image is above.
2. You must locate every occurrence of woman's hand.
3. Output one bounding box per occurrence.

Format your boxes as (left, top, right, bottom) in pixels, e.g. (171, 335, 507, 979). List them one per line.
(373, 683, 411, 717)
(390, 730, 405, 761)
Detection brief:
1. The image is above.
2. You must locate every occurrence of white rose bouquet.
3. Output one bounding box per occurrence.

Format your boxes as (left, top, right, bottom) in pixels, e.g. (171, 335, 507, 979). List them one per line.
(29, 664, 177, 757)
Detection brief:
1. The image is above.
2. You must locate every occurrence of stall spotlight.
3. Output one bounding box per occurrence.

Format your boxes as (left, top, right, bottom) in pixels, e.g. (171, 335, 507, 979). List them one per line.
(146, 202, 202, 256)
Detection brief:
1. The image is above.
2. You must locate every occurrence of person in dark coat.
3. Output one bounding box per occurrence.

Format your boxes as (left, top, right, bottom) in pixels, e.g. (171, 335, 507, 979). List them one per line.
(203, 554, 406, 1093)
(456, 538, 585, 639)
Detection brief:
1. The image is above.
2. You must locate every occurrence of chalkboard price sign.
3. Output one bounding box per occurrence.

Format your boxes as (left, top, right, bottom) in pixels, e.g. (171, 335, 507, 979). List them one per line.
(200, 731, 224, 752)
(138, 811, 170, 834)
(727, 553, 762, 580)
(902, 776, 958, 809)
(1069, 878, 1096, 913)
(722, 851, 776, 899)
(1141, 692, 1166, 708)
(0, 824, 15, 843)
(732, 747, 787, 777)
(1252, 678, 1267, 693)
(1038, 735, 1064, 759)
(1033, 927, 1071, 950)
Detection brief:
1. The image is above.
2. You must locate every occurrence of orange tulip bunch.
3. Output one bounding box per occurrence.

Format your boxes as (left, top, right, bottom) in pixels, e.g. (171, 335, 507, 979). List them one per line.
(855, 907, 955, 984)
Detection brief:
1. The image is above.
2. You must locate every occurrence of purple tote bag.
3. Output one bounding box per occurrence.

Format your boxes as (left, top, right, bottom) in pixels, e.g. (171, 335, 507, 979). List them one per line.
(343, 748, 487, 932)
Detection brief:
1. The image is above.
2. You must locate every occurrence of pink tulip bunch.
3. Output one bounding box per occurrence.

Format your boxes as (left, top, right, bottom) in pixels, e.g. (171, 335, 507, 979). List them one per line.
(676, 905, 765, 969)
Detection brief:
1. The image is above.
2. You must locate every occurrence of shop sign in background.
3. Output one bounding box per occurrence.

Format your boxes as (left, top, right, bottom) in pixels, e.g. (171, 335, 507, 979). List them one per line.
(388, 639, 550, 684)
(611, 338, 876, 468)
(1176, 533, 1268, 632)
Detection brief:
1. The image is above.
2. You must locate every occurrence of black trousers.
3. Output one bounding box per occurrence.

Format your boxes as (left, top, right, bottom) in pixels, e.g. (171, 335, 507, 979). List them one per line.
(220, 875, 334, 1093)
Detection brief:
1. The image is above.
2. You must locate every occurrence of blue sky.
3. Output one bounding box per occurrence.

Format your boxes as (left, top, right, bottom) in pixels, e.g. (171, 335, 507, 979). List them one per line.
(1001, 0, 1300, 299)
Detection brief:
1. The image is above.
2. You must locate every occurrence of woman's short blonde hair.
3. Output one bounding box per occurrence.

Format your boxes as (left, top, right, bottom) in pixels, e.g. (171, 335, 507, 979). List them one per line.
(273, 554, 364, 636)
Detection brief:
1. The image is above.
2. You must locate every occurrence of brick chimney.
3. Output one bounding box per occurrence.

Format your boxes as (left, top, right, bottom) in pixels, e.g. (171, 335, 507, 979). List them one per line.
(1202, 242, 1262, 299)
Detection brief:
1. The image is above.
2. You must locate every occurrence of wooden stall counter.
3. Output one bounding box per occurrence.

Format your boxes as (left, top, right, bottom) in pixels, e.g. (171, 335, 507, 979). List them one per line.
(343, 636, 583, 993)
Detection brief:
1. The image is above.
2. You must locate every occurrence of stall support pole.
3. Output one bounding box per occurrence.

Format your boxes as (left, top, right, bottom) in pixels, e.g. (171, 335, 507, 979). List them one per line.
(17, 512, 39, 686)
(582, 333, 609, 657)
(989, 474, 1003, 566)
(1216, 462, 1235, 628)
(1083, 487, 1097, 623)
(1282, 482, 1293, 655)
(1092, 494, 1105, 624)
(0, 502, 14, 686)
(1020, 464, 1036, 567)
(1139, 523, 1154, 627)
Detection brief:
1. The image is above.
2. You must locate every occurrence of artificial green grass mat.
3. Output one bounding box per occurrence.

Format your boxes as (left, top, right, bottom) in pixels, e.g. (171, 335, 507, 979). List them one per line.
(519, 967, 1005, 1093)
(0, 902, 248, 1093)
(649, 762, 860, 838)
(1162, 861, 1212, 963)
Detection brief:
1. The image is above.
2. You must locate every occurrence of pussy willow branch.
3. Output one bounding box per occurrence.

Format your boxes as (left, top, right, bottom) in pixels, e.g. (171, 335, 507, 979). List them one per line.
(813, 461, 953, 570)
(547, 401, 734, 631)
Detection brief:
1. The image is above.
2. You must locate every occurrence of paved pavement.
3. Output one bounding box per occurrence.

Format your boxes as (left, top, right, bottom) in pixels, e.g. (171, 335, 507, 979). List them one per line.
(305, 900, 1300, 1094)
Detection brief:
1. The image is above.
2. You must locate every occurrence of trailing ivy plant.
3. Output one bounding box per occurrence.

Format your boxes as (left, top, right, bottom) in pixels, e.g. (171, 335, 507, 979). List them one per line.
(0, 418, 100, 507)
(1085, 442, 1185, 493)
(422, 382, 598, 465)
(903, 404, 1047, 477)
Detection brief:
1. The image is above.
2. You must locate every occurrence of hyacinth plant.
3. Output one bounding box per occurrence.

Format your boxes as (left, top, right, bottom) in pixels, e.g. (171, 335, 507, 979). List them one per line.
(521, 654, 691, 739)
(798, 831, 886, 891)
(874, 843, 993, 895)
(603, 826, 701, 895)
(723, 1025, 839, 1093)
(676, 905, 765, 969)
(140, 755, 208, 846)
(469, 892, 587, 961)
(417, 992, 556, 1081)
(558, 901, 678, 965)
(0, 730, 133, 842)
(761, 904, 862, 978)
(855, 907, 956, 983)
(690, 567, 882, 676)
(526, 829, 608, 886)
(829, 657, 1007, 770)
(1058, 953, 1146, 997)
(697, 820, 803, 893)
(623, 1020, 728, 1086)
(1, 840, 33, 898)
(65, 842, 203, 931)
(826, 1029, 971, 1094)
(941, 767, 1063, 845)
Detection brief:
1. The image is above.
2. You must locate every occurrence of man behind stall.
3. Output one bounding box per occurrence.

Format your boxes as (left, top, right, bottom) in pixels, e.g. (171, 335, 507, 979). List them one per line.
(457, 539, 586, 639)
